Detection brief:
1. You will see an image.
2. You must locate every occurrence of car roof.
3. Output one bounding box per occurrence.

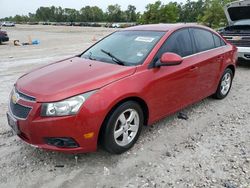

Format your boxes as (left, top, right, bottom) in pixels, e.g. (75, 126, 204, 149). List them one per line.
(124, 23, 214, 33)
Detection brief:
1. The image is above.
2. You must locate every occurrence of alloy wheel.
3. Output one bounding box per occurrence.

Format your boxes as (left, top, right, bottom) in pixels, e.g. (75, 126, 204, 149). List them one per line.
(220, 72, 231, 95)
(114, 109, 140, 147)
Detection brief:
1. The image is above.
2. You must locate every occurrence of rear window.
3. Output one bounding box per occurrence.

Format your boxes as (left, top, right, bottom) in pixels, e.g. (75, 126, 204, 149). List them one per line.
(193, 29, 215, 52)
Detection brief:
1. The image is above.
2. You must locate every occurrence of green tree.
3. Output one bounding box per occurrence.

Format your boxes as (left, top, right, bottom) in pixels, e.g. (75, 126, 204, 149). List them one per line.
(35, 7, 54, 22)
(28, 13, 37, 22)
(64, 8, 79, 22)
(80, 6, 104, 22)
(160, 2, 179, 23)
(198, 0, 234, 28)
(91, 6, 104, 22)
(13, 15, 29, 23)
(141, 1, 162, 24)
(1, 0, 237, 26)
(106, 4, 123, 22)
(179, 0, 205, 22)
(125, 5, 137, 22)
(140, 1, 179, 24)
(54, 7, 65, 22)
(80, 6, 93, 22)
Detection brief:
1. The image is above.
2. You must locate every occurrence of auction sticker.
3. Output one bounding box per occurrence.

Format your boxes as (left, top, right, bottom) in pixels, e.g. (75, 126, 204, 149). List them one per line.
(135, 37, 155, 43)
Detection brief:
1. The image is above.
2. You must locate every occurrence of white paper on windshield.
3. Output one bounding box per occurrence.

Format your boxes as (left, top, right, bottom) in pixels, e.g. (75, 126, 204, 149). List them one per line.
(135, 37, 155, 43)
(137, 52, 144, 57)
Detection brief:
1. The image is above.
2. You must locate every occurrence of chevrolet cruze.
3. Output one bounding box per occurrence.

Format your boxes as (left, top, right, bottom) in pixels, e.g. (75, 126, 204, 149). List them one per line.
(7, 24, 237, 154)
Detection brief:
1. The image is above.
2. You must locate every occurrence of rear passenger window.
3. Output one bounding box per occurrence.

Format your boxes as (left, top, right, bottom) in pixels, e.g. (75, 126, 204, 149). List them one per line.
(213, 34, 226, 47)
(220, 38, 226, 46)
(193, 29, 215, 52)
(213, 34, 221, 47)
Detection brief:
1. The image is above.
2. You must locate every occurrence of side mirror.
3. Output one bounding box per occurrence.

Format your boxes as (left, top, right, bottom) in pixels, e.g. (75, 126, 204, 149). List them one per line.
(155, 52, 183, 67)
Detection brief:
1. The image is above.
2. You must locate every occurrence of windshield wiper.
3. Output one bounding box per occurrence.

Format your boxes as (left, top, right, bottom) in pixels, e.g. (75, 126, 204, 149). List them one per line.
(87, 51, 96, 60)
(100, 49, 125, 66)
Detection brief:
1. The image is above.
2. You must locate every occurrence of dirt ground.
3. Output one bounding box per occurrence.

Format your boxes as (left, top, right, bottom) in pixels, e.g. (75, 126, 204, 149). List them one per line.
(0, 25, 249, 188)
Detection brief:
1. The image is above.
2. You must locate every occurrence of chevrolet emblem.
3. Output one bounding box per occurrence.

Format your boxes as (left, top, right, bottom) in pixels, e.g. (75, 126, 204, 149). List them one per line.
(11, 92, 19, 104)
(232, 36, 242, 41)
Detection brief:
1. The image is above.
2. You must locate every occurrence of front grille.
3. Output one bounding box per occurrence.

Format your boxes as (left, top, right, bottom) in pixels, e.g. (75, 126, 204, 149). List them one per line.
(223, 35, 250, 47)
(9, 100, 32, 119)
(16, 89, 36, 102)
(228, 40, 250, 47)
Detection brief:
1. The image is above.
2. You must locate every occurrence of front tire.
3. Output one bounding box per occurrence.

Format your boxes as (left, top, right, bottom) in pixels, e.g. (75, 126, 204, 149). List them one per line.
(213, 68, 233, 99)
(101, 101, 144, 154)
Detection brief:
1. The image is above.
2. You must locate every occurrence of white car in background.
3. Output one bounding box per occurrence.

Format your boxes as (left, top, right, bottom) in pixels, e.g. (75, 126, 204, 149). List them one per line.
(2, 21, 15, 27)
(111, 23, 121, 28)
(219, 0, 250, 61)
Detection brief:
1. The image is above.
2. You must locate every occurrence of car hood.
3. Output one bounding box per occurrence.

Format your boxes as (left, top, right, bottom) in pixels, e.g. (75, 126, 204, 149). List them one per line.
(224, 0, 250, 25)
(16, 57, 136, 102)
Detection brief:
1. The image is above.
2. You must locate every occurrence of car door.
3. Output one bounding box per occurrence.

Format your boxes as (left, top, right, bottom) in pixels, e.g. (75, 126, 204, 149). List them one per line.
(144, 28, 201, 122)
(190, 28, 224, 98)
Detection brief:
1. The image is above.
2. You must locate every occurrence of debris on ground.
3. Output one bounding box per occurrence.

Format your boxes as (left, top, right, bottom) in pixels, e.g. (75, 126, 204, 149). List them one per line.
(14, 35, 40, 46)
(14, 39, 40, 46)
(54, 165, 64, 168)
(104, 167, 110, 176)
(165, 151, 172, 157)
(177, 112, 189, 120)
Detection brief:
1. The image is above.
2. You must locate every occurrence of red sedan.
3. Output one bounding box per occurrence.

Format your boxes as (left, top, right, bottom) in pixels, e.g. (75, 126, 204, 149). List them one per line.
(7, 24, 237, 154)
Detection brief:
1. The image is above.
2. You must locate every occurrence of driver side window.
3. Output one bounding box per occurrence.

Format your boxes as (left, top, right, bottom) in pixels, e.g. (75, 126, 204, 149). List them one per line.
(152, 29, 194, 64)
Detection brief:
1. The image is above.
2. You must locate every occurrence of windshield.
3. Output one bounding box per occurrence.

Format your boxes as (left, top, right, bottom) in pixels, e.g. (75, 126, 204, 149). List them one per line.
(81, 31, 165, 66)
(233, 19, 250, 26)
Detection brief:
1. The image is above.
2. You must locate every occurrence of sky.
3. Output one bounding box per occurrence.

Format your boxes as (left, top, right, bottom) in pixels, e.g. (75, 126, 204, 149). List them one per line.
(0, 0, 186, 18)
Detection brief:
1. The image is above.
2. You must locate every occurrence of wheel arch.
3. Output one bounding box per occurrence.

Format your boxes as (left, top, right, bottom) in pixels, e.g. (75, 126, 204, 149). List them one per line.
(226, 64, 235, 77)
(97, 96, 149, 144)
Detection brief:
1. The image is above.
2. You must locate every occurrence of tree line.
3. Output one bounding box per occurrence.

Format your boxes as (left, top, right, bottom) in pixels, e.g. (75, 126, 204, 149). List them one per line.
(1, 0, 234, 28)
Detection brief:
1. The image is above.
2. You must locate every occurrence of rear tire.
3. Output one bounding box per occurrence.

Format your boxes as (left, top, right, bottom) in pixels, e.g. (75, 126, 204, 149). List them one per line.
(101, 101, 144, 154)
(213, 68, 233, 99)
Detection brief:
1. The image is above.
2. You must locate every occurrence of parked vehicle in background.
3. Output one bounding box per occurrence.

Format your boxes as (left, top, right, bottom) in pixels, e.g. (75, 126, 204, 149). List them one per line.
(2, 21, 15, 27)
(0, 30, 9, 44)
(111, 23, 121, 28)
(218, 0, 250, 62)
(7, 24, 237, 154)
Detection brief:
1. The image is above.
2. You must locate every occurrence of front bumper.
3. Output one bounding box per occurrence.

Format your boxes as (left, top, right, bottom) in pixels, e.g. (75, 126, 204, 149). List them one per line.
(7, 91, 102, 154)
(237, 47, 250, 61)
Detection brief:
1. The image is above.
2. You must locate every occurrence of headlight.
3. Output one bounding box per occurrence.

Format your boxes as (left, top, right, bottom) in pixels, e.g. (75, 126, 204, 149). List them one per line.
(41, 91, 97, 117)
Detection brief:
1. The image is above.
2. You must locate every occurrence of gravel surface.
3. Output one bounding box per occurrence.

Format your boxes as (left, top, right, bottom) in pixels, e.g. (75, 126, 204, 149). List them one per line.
(0, 25, 249, 188)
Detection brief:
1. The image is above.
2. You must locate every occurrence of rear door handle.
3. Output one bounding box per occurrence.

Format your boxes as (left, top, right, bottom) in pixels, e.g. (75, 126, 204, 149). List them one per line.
(217, 56, 224, 60)
(190, 66, 198, 71)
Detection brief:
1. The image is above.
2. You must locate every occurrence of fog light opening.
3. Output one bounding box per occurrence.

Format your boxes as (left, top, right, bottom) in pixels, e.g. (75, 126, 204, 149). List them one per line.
(45, 137, 79, 148)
